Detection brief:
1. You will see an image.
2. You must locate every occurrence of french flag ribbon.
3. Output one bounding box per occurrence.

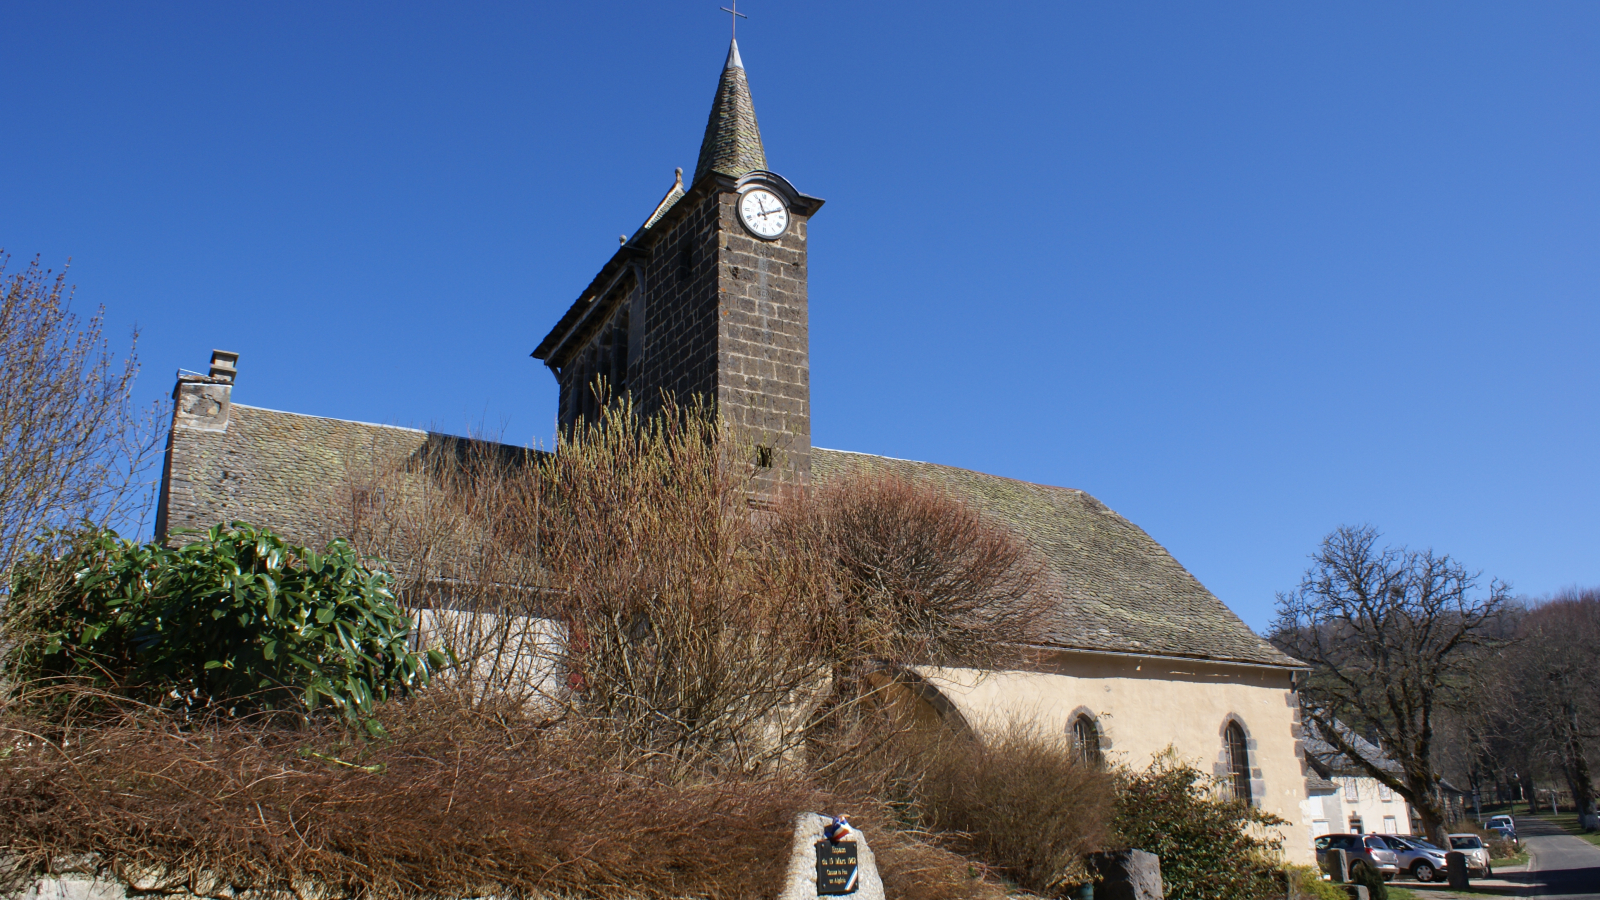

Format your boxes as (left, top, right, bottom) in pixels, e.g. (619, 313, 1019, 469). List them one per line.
(824, 815, 855, 844)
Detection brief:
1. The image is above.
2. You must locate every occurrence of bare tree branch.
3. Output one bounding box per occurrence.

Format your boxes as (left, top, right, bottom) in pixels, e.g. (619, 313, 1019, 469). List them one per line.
(1271, 524, 1510, 843)
(0, 253, 166, 580)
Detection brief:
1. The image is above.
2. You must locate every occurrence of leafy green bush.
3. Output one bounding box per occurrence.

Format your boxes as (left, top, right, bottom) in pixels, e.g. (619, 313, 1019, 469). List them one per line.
(1350, 860, 1387, 900)
(4, 523, 446, 724)
(1284, 864, 1346, 900)
(1112, 751, 1287, 900)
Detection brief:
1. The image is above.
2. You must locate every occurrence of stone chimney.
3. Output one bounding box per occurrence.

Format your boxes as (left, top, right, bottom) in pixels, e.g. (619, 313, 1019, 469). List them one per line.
(172, 349, 239, 433)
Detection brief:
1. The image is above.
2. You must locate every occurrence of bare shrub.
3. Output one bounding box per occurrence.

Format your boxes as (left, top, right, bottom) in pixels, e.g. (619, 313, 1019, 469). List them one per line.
(827, 715, 1113, 894)
(0, 694, 813, 900)
(320, 434, 557, 712)
(767, 474, 1050, 754)
(538, 397, 839, 772)
(318, 398, 837, 773)
(320, 398, 1051, 779)
(771, 473, 1048, 673)
(0, 693, 1042, 900)
(0, 253, 164, 581)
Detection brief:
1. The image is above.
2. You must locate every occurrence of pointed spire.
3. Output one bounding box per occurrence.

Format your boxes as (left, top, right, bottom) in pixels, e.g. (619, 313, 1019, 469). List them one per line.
(692, 38, 767, 183)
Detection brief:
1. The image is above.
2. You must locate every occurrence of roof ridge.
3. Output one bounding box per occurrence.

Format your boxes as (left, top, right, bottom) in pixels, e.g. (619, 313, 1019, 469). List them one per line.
(230, 403, 429, 435)
(815, 446, 1085, 495)
(633, 168, 686, 240)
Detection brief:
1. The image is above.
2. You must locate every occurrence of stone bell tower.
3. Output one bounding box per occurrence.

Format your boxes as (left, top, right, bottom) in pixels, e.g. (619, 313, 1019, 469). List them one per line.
(532, 39, 823, 482)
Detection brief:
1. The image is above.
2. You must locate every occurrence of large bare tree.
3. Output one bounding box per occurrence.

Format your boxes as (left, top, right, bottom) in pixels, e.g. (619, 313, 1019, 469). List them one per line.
(1501, 590, 1600, 818)
(0, 254, 164, 579)
(1272, 525, 1510, 843)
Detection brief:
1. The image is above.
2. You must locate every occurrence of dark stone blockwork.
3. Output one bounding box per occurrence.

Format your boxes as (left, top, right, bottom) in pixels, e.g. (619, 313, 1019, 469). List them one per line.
(531, 39, 821, 483)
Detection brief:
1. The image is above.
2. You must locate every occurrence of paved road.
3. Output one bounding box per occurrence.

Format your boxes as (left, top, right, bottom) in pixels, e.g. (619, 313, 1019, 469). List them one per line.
(1512, 816, 1600, 898)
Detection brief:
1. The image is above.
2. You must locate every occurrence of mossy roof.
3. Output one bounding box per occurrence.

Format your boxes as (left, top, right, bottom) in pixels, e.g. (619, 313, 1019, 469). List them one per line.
(812, 448, 1300, 668)
(159, 406, 1295, 668)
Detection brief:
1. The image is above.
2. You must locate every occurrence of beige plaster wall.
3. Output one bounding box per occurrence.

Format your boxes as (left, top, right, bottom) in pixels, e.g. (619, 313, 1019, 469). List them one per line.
(917, 650, 1315, 865)
(1303, 790, 1342, 838)
(1334, 775, 1413, 836)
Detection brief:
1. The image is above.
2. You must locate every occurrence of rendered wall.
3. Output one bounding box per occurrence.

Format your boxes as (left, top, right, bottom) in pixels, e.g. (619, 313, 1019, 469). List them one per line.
(1303, 791, 1343, 838)
(918, 650, 1316, 865)
(1334, 775, 1414, 836)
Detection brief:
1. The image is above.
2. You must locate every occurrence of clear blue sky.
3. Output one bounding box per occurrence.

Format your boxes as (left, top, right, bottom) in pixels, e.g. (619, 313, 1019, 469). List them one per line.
(5, 2, 1596, 631)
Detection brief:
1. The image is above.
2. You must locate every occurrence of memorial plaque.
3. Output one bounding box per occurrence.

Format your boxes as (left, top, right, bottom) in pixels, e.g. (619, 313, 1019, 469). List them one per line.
(815, 840, 860, 895)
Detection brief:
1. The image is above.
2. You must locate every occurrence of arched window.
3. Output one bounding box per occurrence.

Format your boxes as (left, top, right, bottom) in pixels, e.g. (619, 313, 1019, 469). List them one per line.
(1225, 720, 1252, 805)
(1072, 714, 1103, 768)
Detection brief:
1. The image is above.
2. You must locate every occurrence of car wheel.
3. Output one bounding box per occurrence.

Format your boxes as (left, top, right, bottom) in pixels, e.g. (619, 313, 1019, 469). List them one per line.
(1413, 861, 1436, 882)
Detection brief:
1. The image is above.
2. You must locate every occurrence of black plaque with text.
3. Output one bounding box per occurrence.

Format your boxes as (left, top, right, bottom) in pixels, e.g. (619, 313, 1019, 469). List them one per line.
(815, 840, 859, 895)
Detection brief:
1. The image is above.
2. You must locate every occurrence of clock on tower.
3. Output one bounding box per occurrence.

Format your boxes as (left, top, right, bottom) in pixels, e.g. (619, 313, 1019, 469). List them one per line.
(532, 38, 824, 484)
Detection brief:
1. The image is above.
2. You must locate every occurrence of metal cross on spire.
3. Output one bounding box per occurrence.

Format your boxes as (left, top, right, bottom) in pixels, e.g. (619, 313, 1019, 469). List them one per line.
(719, 0, 747, 39)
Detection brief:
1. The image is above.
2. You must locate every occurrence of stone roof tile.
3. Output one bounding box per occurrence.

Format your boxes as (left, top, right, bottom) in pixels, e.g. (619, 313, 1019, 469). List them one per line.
(160, 407, 1298, 669)
(811, 448, 1301, 668)
(692, 39, 766, 183)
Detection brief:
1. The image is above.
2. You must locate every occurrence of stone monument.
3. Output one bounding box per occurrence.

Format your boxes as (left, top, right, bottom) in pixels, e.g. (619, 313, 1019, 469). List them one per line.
(776, 814, 885, 900)
(1087, 850, 1163, 900)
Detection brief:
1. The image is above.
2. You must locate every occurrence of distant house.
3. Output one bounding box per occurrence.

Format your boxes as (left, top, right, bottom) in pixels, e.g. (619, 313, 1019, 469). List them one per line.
(1436, 779, 1469, 826)
(1303, 724, 1413, 838)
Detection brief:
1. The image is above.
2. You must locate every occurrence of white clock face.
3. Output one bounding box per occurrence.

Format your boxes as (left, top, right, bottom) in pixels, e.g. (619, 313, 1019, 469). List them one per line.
(739, 188, 789, 239)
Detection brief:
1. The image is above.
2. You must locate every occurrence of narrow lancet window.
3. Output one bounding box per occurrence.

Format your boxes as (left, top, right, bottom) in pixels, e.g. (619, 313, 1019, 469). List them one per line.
(1072, 714, 1102, 768)
(1225, 721, 1252, 805)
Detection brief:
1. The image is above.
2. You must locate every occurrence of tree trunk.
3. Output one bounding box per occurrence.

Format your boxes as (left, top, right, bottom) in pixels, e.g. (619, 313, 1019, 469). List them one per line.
(1408, 776, 1450, 846)
(1522, 771, 1540, 815)
(1564, 732, 1595, 816)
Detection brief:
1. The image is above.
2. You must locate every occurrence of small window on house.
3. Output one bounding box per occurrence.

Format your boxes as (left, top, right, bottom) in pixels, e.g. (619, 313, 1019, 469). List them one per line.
(1349, 815, 1364, 834)
(1225, 721, 1252, 805)
(1345, 779, 1359, 802)
(1383, 816, 1398, 834)
(1071, 714, 1103, 768)
(1378, 783, 1392, 801)
(755, 445, 773, 468)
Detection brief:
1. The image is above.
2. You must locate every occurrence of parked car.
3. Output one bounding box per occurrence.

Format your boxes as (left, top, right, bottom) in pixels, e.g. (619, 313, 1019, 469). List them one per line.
(1484, 815, 1516, 838)
(1314, 834, 1401, 881)
(1369, 835, 1452, 882)
(1447, 833, 1493, 877)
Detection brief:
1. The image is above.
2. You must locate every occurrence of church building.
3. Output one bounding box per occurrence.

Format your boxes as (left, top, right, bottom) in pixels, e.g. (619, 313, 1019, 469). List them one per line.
(156, 38, 1316, 864)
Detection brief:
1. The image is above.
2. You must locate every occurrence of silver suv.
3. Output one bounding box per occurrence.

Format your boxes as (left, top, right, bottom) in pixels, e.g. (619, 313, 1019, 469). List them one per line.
(1314, 834, 1401, 881)
(1369, 834, 1451, 882)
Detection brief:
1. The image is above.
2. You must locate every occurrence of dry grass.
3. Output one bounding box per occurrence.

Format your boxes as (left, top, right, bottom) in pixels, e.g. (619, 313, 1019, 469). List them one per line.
(0, 692, 1044, 900)
(822, 715, 1114, 894)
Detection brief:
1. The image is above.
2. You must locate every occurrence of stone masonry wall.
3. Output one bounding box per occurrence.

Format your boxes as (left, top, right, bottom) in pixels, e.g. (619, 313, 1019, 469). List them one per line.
(563, 184, 813, 484)
(637, 190, 724, 422)
(712, 191, 811, 483)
